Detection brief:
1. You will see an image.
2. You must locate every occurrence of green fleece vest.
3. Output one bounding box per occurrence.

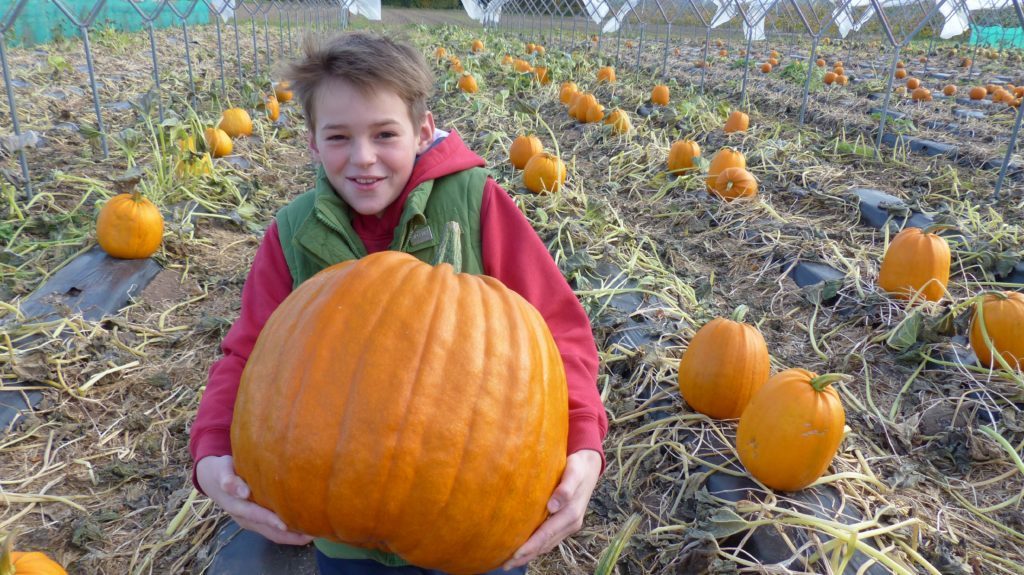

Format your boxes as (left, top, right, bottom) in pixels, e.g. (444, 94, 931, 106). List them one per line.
(273, 164, 488, 566)
(277, 165, 487, 286)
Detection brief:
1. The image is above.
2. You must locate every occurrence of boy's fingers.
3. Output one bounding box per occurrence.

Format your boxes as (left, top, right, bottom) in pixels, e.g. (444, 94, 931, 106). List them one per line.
(220, 475, 250, 499)
(227, 499, 289, 532)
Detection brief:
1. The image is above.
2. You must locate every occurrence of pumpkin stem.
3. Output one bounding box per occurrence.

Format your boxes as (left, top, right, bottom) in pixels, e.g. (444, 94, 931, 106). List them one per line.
(809, 373, 849, 392)
(0, 533, 15, 575)
(432, 221, 463, 273)
(730, 305, 749, 323)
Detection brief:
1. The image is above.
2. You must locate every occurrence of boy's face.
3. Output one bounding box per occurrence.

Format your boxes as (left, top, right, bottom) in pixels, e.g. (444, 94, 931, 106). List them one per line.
(309, 78, 435, 217)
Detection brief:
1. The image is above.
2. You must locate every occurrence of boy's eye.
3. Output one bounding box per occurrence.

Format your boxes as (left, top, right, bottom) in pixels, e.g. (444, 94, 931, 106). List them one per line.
(378, 132, 398, 139)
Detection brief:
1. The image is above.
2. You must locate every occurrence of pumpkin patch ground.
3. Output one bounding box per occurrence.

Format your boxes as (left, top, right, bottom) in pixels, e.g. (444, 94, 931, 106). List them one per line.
(1, 7, 1024, 575)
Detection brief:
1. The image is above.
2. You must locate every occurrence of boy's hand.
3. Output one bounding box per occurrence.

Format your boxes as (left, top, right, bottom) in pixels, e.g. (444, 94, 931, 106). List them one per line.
(502, 449, 603, 570)
(196, 455, 314, 546)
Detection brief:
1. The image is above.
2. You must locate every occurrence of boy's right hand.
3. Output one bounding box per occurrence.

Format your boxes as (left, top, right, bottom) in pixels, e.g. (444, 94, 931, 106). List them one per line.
(196, 455, 314, 546)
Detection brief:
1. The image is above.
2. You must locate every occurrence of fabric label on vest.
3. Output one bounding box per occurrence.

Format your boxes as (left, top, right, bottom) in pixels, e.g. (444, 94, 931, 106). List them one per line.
(407, 225, 435, 250)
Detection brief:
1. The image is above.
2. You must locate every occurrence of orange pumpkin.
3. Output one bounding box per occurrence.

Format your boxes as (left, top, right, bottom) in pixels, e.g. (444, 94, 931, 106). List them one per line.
(760, 62, 772, 73)
(969, 291, 1024, 370)
(724, 110, 749, 133)
(835, 74, 849, 86)
(433, 46, 447, 59)
(815, 58, 825, 67)
(943, 84, 957, 96)
(877, 227, 950, 302)
(710, 167, 757, 201)
(596, 66, 616, 83)
(96, 192, 164, 259)
(471, 39, 484, 52)
(895, 68, 908, 80)
(667, 140, 700, 173)
(218, 107, 253, 138)
(651, 85, 670, 106)
(677, 305, 770, 419)
(706, 147, 746, 191)
(523, 153, 567, 194)
(509, 134, 543, 170)
(203, 127, 233, 158)
(533, 66, 551, 85)
(457, 73, 478, 94)
(274, 81, 293, 103)
(736, 369, 847, 491)
(513, 59, 532, 73)
(768, 57, 779, 67)
(906, 77, 921, 90)
(231, 250, 568, 575)
(265, 94, 280, 122)
(911, 87, 932, 102)
(969, 86, 988, 100)
(604, 108, 631, 134)
(559, 81, 579, 104)
(824, 71, 837, 85)
(1, 535, 67, 575)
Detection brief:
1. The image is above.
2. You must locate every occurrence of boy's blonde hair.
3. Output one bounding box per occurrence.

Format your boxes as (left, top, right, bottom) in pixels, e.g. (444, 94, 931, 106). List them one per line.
(283, 31, 434, 131)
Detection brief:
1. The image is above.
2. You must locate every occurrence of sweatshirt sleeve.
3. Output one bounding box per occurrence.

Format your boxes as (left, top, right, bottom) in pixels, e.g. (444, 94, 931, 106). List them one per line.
(480, 179, 609, 471)
(189, 221, 294, 491)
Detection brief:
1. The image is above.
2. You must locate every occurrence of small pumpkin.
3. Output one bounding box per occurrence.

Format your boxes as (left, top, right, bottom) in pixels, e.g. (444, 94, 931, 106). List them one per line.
(525, 42, 535, 54)
(96, 191, 164, 259)
(677, 305, 770, 419)
(604, 109, 631, 134)
(824, 71, 837, 85)
(204, 127, 233, 158)
(894, 68, 908, 80)
(719, 49, 728, 57)
(768, 57, 779, 67)
(896, 60, 906, 68)
(509, 134, 543, 170)
(969, 291, 1024, 370)
(501, 54, 514, 66)
(471, 39, 484, 52)
(583, 102, 606, 124)
(911, 87, 932, 102)
(559, 81, 579, 104)
(736, 370, 847, 491)
(533, 44, 545, 55)
(274, 81, 293, 103)
(667, 140, 700, 174)
(523, 153, 567, 194)
(770, 49, 779, 59)
(943, 84, 957, 96)
(458, 73, 478, 94)
(513, 59, 532, 73)
(835, 74, 849, 86)
(651, 85, 670, 106)
(832, 65, 845, 76)
(219, 107, 253, 138)
(969, 86, 988, 100)
(1, 535, 67, 575)
(906, 77, 921, 90)
(877, 227, 950, 302)
(760, 62, 772, 73)
(434, 46, 447, 59)
(265, 94, 280, 122)
(723, 110, 749, 133)
(709, 167, 757, 201)
(533, 66, 551, 85)
(706, 147, 746, 191)
(960, 57, 972, 67)
(596, 66, 616, 83)
(815, 58, 825, 67)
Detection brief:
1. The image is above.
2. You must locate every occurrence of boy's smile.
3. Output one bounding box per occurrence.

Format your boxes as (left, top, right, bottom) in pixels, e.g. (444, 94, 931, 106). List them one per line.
(309, 78, 435, 217)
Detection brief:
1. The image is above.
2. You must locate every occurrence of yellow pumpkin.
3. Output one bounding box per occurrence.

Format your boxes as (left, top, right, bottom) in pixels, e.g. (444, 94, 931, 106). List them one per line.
(219, 107, 253, 138)
(509, 135, 543, 170)
(523, 153, 567, 194)
(204, 127, 233, 158)
(96, 192, 164, 259)
(667, 140, 700, 173)
(471, 39, 484, 52)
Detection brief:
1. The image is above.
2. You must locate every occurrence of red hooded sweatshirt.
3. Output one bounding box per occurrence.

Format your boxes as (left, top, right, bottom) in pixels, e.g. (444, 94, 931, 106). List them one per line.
(189, 130, 608, 488)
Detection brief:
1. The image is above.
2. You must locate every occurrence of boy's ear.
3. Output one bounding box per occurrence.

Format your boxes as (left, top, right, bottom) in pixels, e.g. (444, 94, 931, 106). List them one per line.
(308, 131, 321, 162)
(416, 111, 436, 154)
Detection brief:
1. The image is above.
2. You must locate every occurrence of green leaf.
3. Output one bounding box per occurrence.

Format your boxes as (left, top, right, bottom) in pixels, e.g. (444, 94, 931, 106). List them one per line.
(700, 507, 751, 539)
(887, 310, 923, 351)
(594, 514, 643, 575)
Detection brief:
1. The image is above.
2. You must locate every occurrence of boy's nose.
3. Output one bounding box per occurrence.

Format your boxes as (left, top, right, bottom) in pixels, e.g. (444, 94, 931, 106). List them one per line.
(350, 139, 376, 166)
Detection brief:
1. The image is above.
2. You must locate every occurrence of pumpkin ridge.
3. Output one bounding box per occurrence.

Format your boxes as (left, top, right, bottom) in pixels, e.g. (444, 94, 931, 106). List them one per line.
(373, 261, 463, 549)
(320, 255, 423, 546)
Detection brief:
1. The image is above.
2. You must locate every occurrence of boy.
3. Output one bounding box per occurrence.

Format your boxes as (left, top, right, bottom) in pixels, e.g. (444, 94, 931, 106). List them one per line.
(190, 31, 608, 575)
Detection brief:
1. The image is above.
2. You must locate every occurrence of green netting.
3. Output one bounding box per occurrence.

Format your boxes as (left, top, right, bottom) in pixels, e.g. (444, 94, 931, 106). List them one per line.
(970, 24, 1024, 49)
(1, 0, 211, 47)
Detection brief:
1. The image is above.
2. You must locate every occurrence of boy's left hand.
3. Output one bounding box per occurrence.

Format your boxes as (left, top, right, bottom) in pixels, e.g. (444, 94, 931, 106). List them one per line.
(502, 449, 603, 571)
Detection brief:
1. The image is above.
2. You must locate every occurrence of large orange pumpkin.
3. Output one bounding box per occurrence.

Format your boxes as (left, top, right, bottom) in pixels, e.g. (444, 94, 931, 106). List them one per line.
(706, 147, 746, 191)
(667, 140, 700, 173)
(509, 134, 543, 170)
(736, 369, 847, 491)
(96, 192, 164, 259)
(651, 85, 670, 105)
(969, 291, 1024, 370)
(523, 153, 567, 193)
(677, 305, 770, 419)
(231, 250, 569, 575)
(877, 227, 950, 302)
